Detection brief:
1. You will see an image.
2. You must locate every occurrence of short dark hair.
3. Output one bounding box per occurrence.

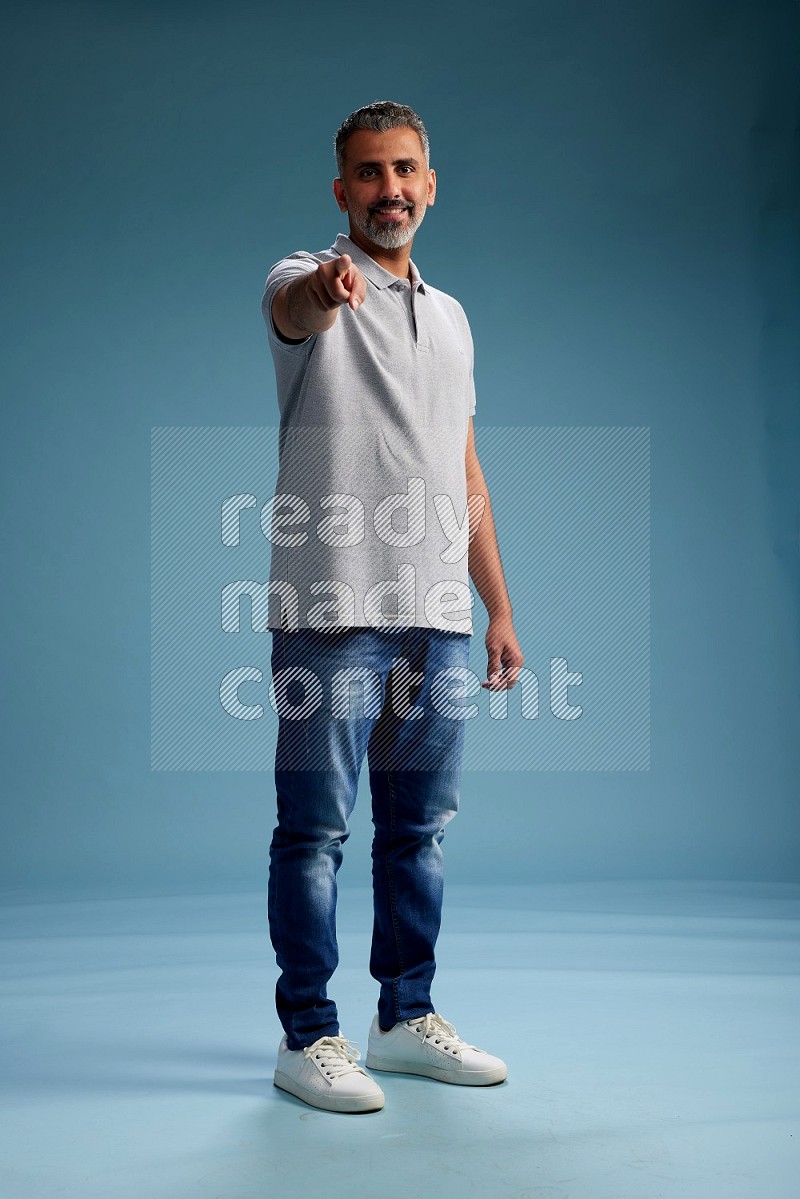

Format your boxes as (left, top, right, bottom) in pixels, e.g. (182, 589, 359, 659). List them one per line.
(334, 100, 430, 177)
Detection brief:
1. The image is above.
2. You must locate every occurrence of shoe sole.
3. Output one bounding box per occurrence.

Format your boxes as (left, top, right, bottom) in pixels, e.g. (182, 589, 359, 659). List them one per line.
(273, 1071, 385, 1113)
(365, 1053, 507, 1086)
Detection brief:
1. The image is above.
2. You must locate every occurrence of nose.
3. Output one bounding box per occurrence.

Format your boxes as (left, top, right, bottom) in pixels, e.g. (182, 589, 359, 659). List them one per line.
(379, 174, 404, 200)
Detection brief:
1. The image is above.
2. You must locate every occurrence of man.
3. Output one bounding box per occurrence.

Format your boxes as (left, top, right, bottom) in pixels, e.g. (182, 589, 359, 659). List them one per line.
(261, 100, 524, 1114)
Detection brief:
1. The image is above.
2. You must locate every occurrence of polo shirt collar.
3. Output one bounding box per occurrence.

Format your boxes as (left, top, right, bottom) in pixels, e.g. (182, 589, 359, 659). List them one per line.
(333, 232, 426, 293)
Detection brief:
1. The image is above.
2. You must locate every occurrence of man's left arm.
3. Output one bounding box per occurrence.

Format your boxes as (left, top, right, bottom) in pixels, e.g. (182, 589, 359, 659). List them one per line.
(465, 417, 525, 690)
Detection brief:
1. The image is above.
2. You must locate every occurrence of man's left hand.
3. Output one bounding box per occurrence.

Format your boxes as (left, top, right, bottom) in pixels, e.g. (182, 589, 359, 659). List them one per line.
(482, 614, 524, 690)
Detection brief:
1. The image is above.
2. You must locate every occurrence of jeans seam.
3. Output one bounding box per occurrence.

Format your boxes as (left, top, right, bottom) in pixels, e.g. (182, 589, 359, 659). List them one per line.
(385, 765, 406, 1022)
(274, 628, 295, 1039)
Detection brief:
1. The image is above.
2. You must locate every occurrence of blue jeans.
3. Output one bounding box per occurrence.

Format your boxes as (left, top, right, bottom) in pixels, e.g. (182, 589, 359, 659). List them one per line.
(268, 624, 471, 1050)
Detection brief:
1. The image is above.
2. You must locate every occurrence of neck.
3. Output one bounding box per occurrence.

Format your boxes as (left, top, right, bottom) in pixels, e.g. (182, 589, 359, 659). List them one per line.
(345, 226, 412, 280)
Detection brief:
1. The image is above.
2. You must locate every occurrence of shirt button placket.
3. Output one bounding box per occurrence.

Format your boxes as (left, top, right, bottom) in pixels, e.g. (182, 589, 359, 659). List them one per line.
(412, 285, 428, 353)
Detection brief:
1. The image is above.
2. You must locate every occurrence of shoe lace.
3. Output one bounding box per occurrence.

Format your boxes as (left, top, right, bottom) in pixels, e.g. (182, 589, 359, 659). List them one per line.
(303, 1034, 368, 1079)
(407, 1012, 479, 1054)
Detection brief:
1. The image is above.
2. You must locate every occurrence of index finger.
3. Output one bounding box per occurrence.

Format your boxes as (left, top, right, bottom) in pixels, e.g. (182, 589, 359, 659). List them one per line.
(333, 255, 358, 293)
(347, 270, 367, 310)
(333, 254, 353, 277)
(334, 257, 366, 310)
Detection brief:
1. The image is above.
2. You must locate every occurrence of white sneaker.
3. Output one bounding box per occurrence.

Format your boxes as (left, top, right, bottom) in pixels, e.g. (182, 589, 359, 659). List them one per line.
(365, 1011, 508, 1086)
(273, 1033, 385, 1113)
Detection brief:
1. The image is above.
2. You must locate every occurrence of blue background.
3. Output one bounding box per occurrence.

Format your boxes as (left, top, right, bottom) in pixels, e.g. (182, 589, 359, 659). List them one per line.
(2, 0, 798, 894)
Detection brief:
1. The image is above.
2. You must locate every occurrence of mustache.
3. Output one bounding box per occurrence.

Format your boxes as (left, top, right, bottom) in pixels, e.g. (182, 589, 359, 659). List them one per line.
(370, 201, 412, 212)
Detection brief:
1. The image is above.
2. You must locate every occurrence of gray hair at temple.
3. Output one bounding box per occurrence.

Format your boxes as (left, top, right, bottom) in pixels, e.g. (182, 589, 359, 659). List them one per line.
(334, 100, 430, 178)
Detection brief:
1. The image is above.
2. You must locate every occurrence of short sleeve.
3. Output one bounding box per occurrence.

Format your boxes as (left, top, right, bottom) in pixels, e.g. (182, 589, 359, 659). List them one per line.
(261, 251, 320, 355)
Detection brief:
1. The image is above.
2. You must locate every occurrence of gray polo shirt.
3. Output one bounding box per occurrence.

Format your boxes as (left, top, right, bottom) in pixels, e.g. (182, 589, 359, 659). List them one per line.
(260, 231, 477, 634)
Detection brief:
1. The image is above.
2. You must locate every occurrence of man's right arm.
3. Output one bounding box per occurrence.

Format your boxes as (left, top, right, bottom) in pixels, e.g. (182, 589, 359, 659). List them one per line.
(271, 254, 368, 341)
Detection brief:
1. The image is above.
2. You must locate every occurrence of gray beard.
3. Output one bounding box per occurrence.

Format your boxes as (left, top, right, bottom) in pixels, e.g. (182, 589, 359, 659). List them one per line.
(349, 204, 424, 250)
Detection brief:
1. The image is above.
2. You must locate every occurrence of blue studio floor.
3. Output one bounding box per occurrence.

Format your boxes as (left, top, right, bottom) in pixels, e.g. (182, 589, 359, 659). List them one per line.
(1, 880, 798, 1198)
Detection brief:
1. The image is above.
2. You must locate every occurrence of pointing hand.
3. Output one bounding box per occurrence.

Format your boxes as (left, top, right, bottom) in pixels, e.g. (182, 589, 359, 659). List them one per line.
(311, 254, 367, 312)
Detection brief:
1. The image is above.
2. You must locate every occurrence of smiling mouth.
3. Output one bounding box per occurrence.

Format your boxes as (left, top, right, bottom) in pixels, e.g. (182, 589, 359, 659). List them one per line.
(373, 206, 409, 220)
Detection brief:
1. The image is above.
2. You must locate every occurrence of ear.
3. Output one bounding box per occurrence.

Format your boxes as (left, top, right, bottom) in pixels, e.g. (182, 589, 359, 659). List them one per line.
(427, 167, 436, 207)
(332, 177, 348, 213)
